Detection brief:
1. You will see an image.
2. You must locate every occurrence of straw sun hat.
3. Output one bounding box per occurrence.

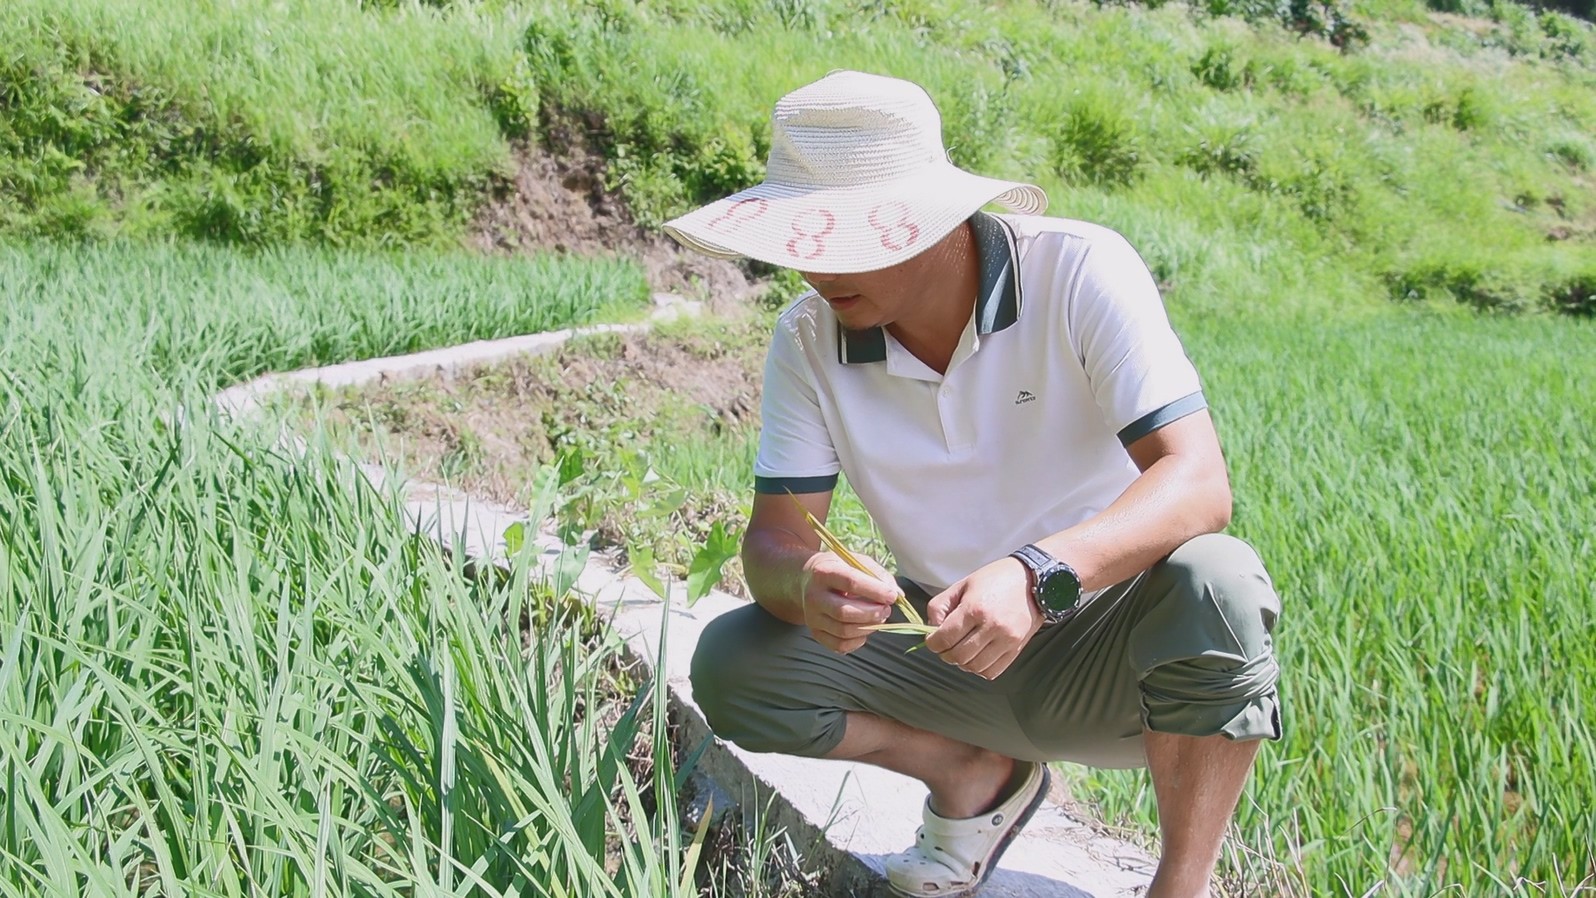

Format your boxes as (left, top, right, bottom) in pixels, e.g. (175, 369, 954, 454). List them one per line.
(663, 70, 1048, 274)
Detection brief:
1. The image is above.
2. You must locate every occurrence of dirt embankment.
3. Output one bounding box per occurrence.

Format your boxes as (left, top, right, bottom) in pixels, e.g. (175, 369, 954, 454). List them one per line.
(470, 124, 766, 314)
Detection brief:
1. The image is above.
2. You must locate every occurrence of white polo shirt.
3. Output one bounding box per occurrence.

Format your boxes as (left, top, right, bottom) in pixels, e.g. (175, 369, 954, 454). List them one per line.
(754, 212, 1205, 593)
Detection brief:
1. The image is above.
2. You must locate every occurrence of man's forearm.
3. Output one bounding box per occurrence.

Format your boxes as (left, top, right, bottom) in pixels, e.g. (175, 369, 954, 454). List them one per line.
(1033, 451, 1233, 593)
(741, 528, 820, 626)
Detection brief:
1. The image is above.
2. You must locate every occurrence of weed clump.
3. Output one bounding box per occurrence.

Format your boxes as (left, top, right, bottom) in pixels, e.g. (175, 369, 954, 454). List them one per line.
(1547, 272, 1596, 316)
(521, 13, 767, 228)
(1386, 259, 1539, 313)
(1050, 95, 1145, 189)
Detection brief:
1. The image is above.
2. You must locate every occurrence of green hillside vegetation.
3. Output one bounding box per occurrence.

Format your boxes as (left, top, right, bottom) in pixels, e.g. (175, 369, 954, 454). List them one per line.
(3, 0, 1595, 313)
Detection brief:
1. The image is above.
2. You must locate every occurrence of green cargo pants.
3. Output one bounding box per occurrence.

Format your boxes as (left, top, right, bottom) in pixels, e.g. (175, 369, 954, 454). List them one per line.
(690, 533, 1281, 768)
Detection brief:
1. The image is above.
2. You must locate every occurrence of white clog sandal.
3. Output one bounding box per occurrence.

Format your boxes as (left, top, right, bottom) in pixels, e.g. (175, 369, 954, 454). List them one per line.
(885, 762, 1051, 898)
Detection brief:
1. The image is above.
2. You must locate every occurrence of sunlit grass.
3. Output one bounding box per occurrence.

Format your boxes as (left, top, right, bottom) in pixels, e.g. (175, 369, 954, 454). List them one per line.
(0, 241, 699, 895)
(1080, 307, 1596, 894)
(6, 0, 1593, 307)
(0, 241, 649, 390)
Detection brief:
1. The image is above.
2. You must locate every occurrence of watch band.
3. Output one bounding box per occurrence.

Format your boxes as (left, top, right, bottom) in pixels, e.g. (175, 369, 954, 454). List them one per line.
(1009, 543, 1055, 576)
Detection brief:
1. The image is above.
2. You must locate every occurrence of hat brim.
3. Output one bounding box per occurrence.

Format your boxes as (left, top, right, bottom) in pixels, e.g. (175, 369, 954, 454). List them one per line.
(662, 164, 1047, 274)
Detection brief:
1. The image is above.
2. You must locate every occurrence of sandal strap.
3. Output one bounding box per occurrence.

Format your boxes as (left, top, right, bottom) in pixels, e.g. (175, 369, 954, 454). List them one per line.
(886, 762, 1050, 894)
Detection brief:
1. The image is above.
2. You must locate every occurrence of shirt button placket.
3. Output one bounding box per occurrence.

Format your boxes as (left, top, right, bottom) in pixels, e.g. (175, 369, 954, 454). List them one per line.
(940, 384, 964, 450)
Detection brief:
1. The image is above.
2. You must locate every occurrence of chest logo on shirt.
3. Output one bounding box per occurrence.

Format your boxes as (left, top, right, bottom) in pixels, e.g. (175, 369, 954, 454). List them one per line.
(1014, 389, 1037, 405)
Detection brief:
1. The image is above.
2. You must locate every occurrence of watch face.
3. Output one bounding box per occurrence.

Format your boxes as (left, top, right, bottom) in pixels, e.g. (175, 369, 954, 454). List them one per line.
(1038, 566, 1080, 614)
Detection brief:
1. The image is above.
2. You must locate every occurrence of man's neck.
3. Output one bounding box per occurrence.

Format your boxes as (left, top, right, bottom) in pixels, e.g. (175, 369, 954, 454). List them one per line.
(886, 222, 981, 376)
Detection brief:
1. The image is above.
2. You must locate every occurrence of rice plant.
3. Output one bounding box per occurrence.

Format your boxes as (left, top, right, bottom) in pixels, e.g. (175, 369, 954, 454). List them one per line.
(0, 241, 697, 896)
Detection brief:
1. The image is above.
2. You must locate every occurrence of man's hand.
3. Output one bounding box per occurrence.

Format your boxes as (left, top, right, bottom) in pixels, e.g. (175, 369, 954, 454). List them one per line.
(924, 557, 1042, 679)
(801, 552, 900, 654)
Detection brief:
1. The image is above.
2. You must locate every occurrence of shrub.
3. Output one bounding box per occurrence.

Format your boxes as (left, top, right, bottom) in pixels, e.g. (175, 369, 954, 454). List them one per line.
(486, 56, 541, 141)
(1539, 10, 1592, 56)
(1177, 123, 1261, 180)
(1547, 272, 1596, 316)
(1193, 45, 1256, 91)
(1546, 136, 1595, 170)
(1536, 0, 1595, 23)
(1200, 0, 1368, 46)
(1386, 259, 1538, 313)
(1276, 156, 1358, 224)
(1050, 96, 1145, 188)
(1421, 86, 1494, 132)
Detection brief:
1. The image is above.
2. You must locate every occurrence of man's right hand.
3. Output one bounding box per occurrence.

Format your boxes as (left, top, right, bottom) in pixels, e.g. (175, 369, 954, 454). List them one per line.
(800, 552, 901, 654)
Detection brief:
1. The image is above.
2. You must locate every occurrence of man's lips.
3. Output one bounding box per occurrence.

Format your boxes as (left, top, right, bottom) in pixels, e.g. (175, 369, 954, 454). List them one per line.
(824, 294, 861, 310)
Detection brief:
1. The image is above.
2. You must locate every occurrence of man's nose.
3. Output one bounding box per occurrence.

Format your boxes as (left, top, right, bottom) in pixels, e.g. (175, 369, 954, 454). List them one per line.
(800, 271, 839, 284)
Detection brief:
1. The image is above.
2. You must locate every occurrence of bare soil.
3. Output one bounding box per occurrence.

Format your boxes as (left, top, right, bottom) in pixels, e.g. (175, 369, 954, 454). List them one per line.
(471, 127, 767, 315)
(312, 321, 766, 508)
(297, 315, 772, 597)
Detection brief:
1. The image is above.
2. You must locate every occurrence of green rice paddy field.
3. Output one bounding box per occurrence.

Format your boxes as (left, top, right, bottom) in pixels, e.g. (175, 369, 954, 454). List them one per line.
(0, 246, 728, 897)
(1109, 308, 1596, 892)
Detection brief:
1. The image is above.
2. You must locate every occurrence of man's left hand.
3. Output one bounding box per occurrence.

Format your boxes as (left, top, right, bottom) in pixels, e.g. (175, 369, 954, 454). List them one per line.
(924, 557, 1042, 680)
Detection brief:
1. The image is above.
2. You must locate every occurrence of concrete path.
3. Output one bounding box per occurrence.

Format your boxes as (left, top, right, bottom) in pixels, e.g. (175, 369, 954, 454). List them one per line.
(217, 302, 1158, 897)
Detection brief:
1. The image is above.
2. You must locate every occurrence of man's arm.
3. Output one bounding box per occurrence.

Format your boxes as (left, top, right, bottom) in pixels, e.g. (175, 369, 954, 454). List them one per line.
(743, 490, 902, 653)
(924, 410, 1231, 677)
(1030, 407, 1231, 591)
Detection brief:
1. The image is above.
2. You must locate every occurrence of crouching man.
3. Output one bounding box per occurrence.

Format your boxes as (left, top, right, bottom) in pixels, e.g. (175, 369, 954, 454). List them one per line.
(663, 71, 1282, 898)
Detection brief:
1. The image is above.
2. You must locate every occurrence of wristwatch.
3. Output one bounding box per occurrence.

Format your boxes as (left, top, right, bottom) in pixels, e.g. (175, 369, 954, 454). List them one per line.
(1008, 544, 1083, 625)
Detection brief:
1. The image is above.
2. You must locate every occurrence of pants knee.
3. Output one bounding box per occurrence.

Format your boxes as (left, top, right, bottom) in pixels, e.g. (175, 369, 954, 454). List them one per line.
(688, 605, 844, 757)
(1158, 533, 1280, 655)
(688, 609, 762, 739)
(1132, 534, 1283, 740)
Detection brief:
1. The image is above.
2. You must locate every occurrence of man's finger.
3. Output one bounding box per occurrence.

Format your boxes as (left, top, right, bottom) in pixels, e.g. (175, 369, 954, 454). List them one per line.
(924, 604, 976, 655)
(829, 598, 891, 624)
(925, 584, 962, 626)
(816, 563, 899, 605)
(965, 641, 1020, 680)
(938, 626, 991, 667)
(834, 635, 868, 655)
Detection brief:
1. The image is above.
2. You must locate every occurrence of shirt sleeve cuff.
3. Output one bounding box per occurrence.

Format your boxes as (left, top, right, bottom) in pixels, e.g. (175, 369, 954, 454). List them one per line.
(754, 474, 840, 495)
(1117, 391, 1207, 446)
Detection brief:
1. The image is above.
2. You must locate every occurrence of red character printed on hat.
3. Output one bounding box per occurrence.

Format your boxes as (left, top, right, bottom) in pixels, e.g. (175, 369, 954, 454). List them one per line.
(868, 201, 920, 252)
(786, 208, 836, 260)
(707, 198, 769, 230)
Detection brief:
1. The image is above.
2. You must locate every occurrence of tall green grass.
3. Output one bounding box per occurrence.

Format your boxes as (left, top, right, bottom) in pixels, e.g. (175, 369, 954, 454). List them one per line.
(0, 242, 649, 389)
(1078, 308, 1596, 894)
(515, 0, 1596, 314)
(0, 0, 530, 243)
(0, 243, 697, 895)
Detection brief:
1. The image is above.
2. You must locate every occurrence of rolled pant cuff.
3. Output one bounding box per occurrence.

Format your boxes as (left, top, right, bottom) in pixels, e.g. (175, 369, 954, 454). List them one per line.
(1143, 691, 1282, 742)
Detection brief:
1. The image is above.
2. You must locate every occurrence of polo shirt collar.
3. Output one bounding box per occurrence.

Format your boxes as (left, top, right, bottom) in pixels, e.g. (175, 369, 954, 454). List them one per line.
(837, 211, 1022, 365)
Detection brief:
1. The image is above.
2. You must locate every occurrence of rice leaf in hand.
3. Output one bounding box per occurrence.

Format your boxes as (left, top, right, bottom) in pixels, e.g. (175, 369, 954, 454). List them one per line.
(861, 623, 938, 635)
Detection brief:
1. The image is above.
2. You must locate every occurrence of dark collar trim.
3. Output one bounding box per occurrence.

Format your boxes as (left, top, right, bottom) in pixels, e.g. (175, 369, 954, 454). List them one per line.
(838, 322, 887, 364)
(971, 211, 1022, 336)
(836, 212, 1022, 365)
